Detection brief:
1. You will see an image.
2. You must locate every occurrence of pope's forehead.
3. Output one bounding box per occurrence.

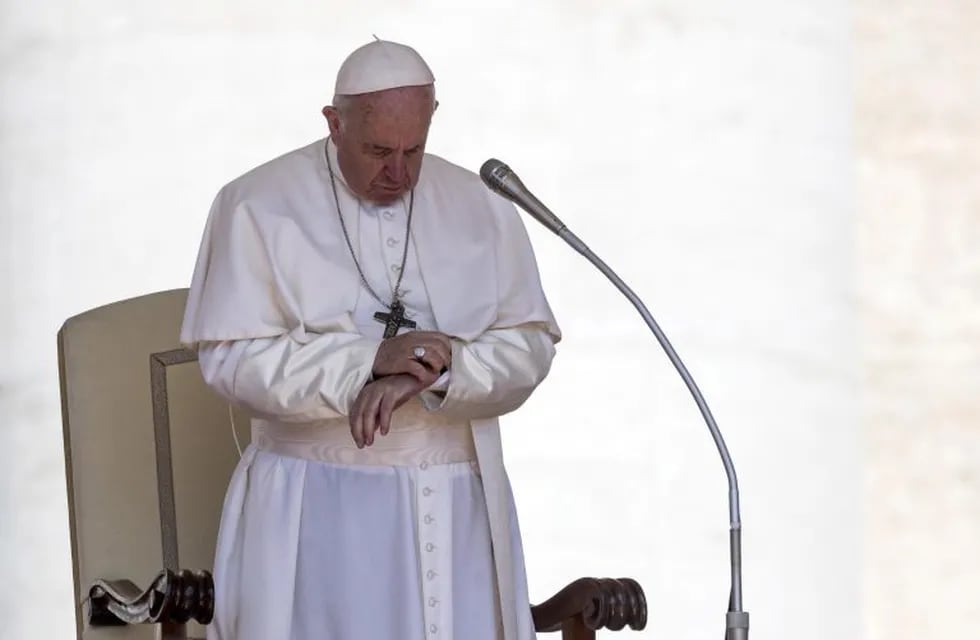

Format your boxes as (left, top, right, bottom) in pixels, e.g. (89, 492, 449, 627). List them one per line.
(344, 86, 434, 124)
(349, 85, 434, 107)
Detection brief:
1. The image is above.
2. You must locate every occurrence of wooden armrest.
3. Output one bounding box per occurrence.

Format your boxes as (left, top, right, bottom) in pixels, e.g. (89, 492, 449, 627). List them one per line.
(532, 577, 646, 638)
(87, 569, 644, 637)
(87, 569, 214, 627)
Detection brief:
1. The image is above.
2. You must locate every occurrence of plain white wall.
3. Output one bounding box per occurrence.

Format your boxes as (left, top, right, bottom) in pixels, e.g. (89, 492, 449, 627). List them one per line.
(857, 1, 980, 638)
(0, 2, 858, 639)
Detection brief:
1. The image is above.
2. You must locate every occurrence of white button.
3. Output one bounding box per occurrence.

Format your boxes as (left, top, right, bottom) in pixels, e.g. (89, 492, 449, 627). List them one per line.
(391, 264, 401, 273)
(424, 514, 434, 524)
(419, 462, 429, 470)
(429, 624, 438, 633)
(425, 543, 435, 552)
(428, 597, 438, 607)
(422, 487, 433, 496)
(383, 210, 395, 220)
(387, 237, 398, 247)
(426, 570, 437, 580)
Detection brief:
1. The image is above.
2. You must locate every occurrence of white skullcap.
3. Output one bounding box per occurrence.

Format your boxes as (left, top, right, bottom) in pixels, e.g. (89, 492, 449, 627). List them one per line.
(334, 39, 435, 96)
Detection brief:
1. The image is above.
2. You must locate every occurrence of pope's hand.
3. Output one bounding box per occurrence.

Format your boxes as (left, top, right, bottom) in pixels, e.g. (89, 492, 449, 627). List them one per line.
(349, 374, 426, 448)
(373, 331, 452, 385)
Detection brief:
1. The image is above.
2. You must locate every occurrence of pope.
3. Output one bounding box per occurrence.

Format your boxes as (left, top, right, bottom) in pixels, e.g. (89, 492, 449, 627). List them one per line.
(181, 38, 561, 640)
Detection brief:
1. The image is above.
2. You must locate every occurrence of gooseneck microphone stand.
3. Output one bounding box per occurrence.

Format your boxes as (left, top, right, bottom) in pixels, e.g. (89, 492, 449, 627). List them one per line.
(481, 160, 749, 640)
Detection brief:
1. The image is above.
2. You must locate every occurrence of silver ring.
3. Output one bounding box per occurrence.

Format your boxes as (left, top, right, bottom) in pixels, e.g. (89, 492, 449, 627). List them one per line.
(413, 346, 427, 360)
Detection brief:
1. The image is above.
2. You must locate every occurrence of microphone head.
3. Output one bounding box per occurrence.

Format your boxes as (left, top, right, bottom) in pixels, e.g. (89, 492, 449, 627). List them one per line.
(479, 158, 512, 193)
(478, 157, 567, 234)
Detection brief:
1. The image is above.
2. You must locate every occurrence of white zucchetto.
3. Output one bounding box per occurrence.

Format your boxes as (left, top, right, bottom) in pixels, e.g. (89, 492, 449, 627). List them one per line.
(334, 39, 435, 96)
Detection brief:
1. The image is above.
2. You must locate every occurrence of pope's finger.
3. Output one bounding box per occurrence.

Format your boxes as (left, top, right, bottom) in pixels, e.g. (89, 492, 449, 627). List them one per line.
(379, 392, 397, 437)
(404, 361, 437, 384)
(353, 386, 378, 448)
(350, 388, 369, 446)
(360, 392, 377, 447)
(365, 389, 385, 446)
(412, 343, 450, 373)
(350, 405, 364, 449)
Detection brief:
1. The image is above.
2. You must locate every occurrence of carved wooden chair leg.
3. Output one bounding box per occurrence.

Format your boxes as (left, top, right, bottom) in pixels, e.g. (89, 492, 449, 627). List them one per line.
(562, 615, 595, 639)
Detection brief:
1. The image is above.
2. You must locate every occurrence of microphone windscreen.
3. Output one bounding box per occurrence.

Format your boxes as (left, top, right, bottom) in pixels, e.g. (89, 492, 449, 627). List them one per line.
(479, 159, 510, 191)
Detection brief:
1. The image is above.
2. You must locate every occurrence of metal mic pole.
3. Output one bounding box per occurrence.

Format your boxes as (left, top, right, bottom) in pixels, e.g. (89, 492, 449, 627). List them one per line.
(481, 159, 749, 639)
(557, 227, 748, 640)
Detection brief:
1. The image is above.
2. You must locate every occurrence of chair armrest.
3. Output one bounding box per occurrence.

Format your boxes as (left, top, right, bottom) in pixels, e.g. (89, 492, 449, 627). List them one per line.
(87, 569, 214, 626)
(87, 569, 645, 636)
(532, 577, 646, 636)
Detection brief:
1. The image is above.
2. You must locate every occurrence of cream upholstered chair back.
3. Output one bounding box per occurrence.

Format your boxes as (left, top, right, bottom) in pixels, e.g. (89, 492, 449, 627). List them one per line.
(58, 288, 250, 640)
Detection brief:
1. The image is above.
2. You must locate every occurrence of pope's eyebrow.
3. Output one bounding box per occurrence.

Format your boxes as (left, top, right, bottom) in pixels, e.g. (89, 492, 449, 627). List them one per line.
(365, 143, 422, 155)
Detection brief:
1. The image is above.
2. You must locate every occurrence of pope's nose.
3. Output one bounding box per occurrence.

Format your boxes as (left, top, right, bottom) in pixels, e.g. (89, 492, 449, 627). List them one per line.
(384, 154, 408, 184)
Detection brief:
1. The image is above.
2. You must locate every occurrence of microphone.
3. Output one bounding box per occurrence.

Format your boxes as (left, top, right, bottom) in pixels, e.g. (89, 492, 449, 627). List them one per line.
(481, 159, 750, 640)
(479, 159, 567, 235)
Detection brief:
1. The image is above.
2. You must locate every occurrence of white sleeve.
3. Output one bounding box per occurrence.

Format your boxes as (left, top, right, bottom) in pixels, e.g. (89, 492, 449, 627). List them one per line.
(419, 323, 556, 420)
(197, 331, 380, 422)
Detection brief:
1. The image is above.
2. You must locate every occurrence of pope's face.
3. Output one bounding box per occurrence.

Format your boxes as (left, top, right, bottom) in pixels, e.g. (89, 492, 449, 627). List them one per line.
(324, 86, 435, 205)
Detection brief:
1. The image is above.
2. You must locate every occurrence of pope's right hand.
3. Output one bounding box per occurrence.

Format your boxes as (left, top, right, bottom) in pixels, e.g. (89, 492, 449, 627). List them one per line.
(372, 330, 452, 385)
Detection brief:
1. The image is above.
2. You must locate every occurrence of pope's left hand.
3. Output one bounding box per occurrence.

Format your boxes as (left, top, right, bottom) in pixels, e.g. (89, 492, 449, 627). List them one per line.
(349, 374, 426, 448)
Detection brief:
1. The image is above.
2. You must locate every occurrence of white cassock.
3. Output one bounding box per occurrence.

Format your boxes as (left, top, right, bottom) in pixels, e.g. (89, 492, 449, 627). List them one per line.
(180, 138, 561, 640)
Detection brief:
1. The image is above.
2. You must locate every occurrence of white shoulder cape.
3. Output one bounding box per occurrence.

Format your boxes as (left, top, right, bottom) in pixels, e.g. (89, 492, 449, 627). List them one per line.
(181, 138, 560, 346)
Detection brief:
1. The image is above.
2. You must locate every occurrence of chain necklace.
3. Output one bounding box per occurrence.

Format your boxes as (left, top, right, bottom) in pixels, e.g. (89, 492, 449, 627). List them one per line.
(325, 140, 417, 338)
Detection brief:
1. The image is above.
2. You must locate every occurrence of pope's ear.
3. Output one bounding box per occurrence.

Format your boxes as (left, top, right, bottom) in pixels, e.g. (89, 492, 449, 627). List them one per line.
(322, 106, 341, 135)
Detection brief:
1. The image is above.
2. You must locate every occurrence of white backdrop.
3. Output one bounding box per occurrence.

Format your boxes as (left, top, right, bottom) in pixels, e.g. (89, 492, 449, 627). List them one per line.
(1, 2, 859, 639)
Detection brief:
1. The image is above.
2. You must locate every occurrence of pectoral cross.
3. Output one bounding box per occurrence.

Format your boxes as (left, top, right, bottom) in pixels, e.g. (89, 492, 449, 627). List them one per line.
(374, 299, 417, 339)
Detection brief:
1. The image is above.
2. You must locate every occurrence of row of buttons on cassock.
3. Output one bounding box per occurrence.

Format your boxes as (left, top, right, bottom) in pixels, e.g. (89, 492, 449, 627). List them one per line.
(377, 209, 418, 320)
(420, 460, 440, 635)
(366, 208, 399, 220)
